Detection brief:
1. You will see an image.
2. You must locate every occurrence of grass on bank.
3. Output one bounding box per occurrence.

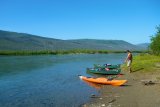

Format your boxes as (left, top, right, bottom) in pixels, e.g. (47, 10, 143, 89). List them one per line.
(122, 53, 160, 73)
(0, 50, 146, 55)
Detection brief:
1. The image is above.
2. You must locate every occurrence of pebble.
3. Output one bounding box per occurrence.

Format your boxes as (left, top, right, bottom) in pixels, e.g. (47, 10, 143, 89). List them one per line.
(107, 103, 112, 107)
(101, 104, 105, 106)
(115, 95, 120, 98)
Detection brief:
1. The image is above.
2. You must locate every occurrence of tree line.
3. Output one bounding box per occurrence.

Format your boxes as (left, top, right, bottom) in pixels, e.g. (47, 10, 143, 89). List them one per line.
(0, 50, 145, 55)
(150, 25, 160, 55)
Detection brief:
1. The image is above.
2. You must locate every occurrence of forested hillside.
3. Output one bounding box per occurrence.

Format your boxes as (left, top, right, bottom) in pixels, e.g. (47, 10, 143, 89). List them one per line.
(0, 30, 147, 51)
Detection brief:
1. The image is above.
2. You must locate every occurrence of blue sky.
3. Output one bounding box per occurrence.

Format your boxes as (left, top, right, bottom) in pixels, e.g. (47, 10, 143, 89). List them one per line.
(0, 0, 160, 44)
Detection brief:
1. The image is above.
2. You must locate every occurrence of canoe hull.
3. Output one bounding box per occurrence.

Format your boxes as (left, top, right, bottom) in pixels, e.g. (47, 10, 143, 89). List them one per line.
(87, 68, 121, 75)
(79, 76, 127, 86)
(94, 64, 120, 69)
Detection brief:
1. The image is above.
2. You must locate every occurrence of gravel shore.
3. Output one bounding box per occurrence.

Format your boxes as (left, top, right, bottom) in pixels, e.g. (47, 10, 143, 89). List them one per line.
(82, 70, 160, 107)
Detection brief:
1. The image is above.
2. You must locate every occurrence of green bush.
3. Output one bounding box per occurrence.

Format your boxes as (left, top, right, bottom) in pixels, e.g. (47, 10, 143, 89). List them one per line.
(150, 25, 160, 55)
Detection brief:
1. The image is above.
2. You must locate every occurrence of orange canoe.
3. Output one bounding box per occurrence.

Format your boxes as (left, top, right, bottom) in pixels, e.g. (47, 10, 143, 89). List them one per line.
(79, 76, 127, 86)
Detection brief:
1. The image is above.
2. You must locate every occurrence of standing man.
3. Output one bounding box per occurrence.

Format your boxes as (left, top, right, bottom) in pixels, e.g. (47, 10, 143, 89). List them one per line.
(125, 50, 132, 73)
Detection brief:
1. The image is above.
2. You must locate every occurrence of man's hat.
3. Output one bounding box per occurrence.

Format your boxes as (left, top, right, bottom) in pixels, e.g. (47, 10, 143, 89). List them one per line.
(126, 50, 130, 52)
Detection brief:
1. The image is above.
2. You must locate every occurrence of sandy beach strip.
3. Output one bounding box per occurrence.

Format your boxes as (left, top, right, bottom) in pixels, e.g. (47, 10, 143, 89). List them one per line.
(82, 71, 160, 107)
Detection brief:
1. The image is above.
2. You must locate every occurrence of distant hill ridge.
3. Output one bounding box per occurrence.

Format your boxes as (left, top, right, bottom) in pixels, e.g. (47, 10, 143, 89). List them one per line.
(0, 30, 147, 51)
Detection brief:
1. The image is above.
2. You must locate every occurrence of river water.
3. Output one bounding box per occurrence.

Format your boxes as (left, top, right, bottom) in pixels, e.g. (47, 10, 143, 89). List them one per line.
(0, 53, 126, 107)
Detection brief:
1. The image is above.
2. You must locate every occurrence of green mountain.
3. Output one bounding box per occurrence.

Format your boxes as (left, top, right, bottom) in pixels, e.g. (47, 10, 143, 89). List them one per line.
(136, 43, 150, 50)
(0, 30, 145, 51)
(67, 39, 144, 50)
(0, 30, 78, 51)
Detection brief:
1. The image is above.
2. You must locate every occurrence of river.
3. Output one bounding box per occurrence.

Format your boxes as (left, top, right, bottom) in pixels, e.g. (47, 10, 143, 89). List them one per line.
(0, 53, 126, 107)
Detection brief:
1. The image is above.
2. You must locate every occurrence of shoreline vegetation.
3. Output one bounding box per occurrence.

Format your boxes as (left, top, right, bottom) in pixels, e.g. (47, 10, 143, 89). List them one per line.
(0, 49, 147, 55)
(122, 53, 160, 73)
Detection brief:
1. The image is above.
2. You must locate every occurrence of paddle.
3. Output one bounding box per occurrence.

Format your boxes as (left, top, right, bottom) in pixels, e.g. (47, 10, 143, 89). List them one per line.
(107, 74, 123, 80)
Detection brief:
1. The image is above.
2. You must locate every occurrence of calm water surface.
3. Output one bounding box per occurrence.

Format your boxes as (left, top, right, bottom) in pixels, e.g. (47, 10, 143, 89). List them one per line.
(0, 54, 126, 107)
